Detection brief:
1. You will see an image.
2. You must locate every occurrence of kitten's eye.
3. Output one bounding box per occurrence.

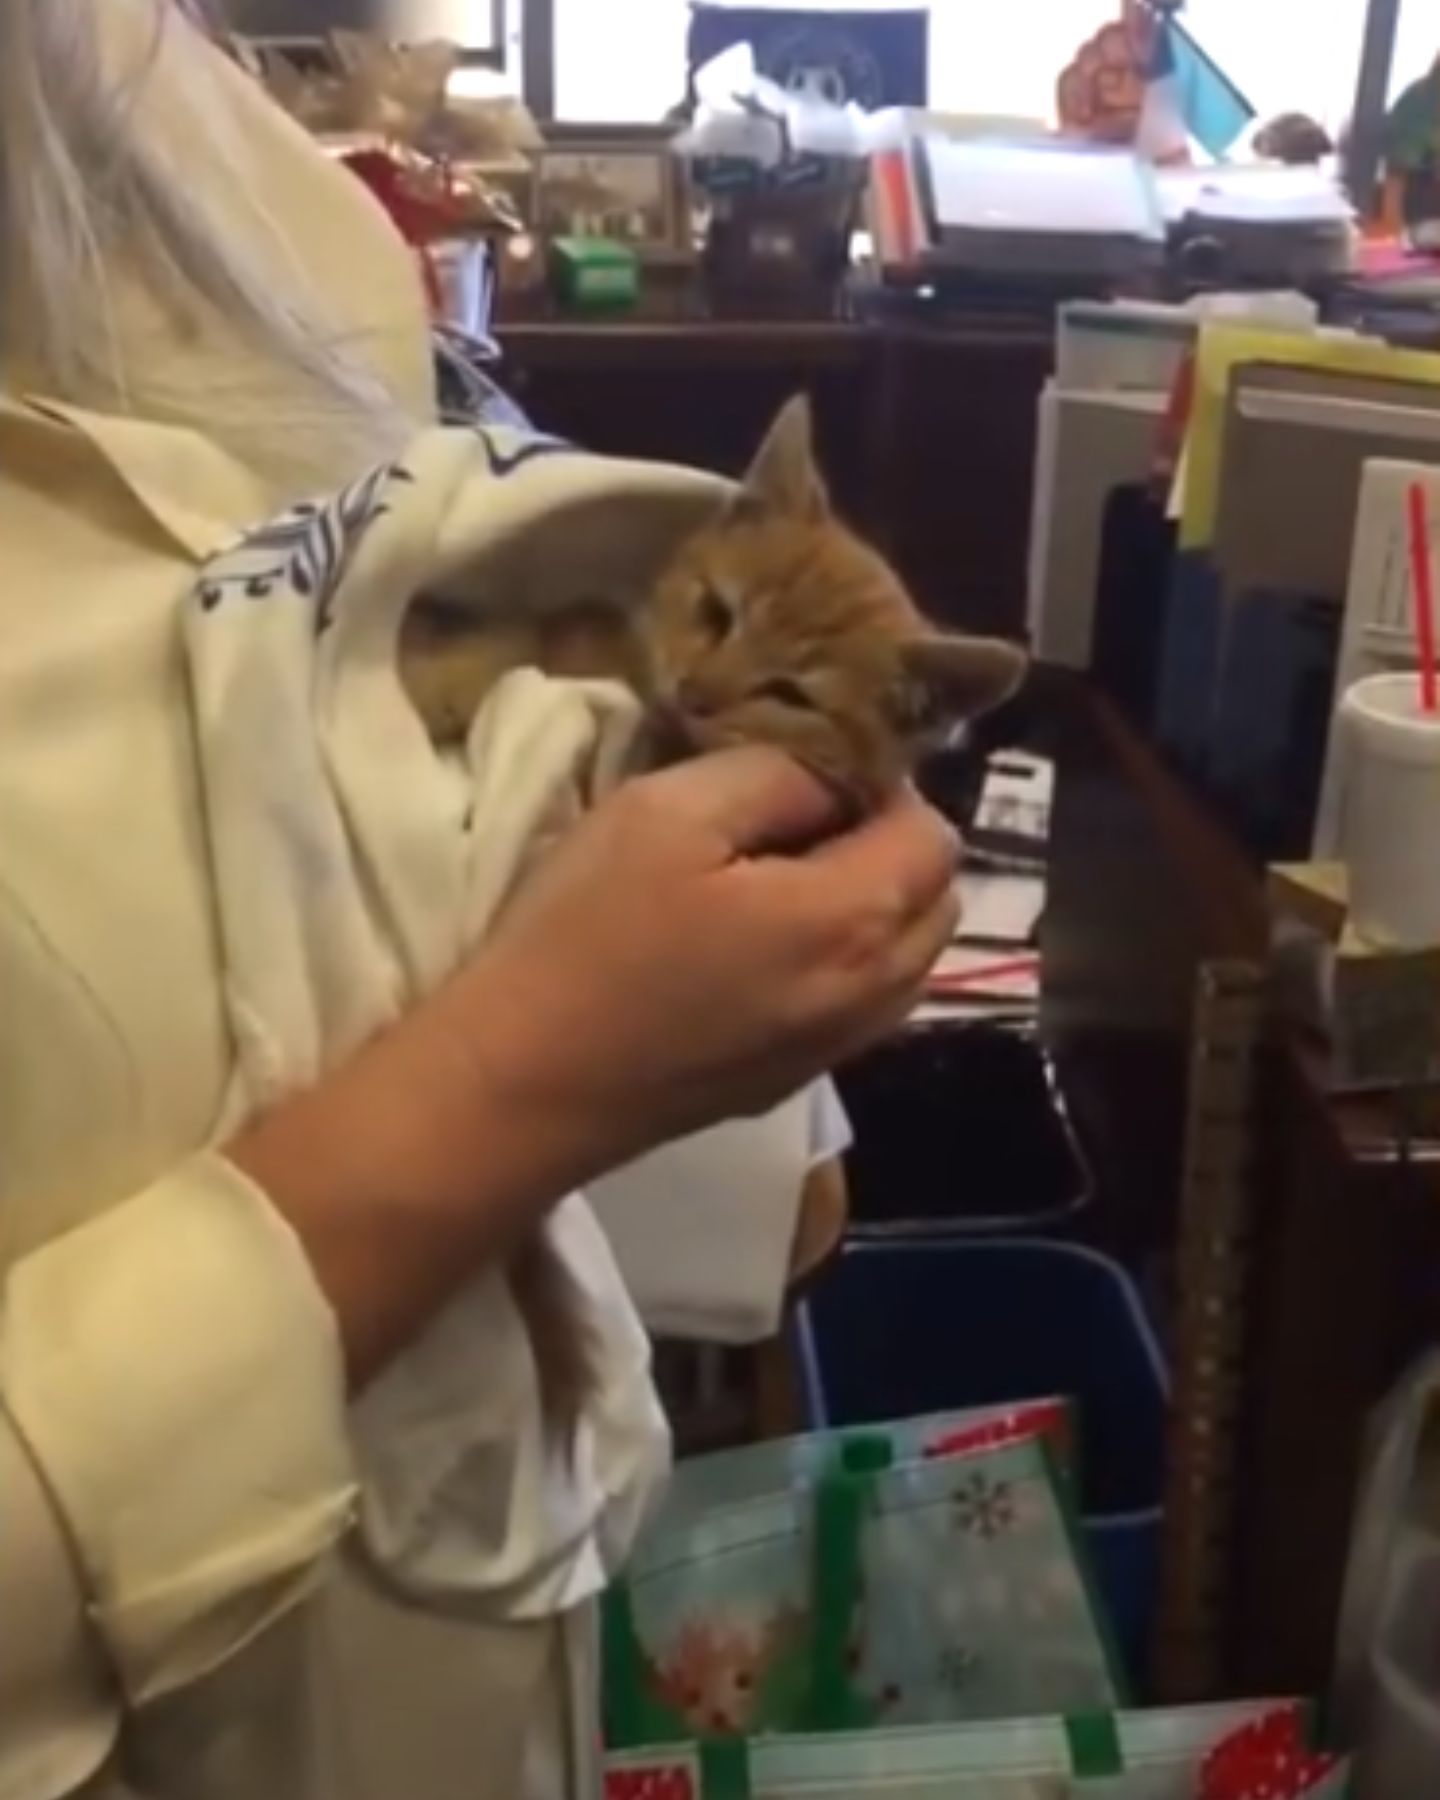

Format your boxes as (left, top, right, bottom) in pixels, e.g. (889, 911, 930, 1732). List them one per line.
(754, 676, 818, 710)
(696, 587, 734, 639)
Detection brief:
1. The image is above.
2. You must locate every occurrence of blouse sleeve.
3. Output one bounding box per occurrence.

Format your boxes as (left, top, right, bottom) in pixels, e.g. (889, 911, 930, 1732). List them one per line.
(0, 1402, 117, 1799)
(0, 1155, 357, 1712)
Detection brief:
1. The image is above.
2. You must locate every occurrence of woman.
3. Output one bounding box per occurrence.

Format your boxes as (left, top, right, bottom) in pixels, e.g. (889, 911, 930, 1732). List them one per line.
(0, 5, 959, 1797)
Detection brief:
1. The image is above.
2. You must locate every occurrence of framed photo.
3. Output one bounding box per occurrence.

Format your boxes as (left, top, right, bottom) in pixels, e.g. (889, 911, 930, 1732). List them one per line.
(535, 133, 691, 260)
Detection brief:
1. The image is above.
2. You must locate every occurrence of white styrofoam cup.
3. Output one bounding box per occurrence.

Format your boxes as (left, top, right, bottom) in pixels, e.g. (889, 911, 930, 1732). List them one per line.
(1340, 672, 1440, 949)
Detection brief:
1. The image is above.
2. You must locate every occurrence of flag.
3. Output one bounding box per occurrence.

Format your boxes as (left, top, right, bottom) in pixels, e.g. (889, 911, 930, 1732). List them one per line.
(1135, 13, 1191, 165)
(1167, 14, 1256, 159)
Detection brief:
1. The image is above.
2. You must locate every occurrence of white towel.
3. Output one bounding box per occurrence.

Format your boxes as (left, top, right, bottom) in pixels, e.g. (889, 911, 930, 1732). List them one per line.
(183, 421, 840, 1614)
(588, 1081, 852, 1344)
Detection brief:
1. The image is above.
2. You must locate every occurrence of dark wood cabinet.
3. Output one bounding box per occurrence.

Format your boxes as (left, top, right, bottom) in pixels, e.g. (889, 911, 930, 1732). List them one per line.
(497, 319, 1054, 641)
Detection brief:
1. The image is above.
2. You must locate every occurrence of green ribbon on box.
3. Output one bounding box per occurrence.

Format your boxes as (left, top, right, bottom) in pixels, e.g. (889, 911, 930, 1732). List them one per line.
(799, 1433, 892, 1733)
(604, 1430, 896, 1751)
(1065, 1711, 1125, 1780)
(699, 1737, 752, 1800)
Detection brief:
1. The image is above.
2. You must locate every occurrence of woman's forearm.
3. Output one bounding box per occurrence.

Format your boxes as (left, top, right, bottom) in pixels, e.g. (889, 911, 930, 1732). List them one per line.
(228, 755, 959, 1388)
(225, 971, 604, 1388)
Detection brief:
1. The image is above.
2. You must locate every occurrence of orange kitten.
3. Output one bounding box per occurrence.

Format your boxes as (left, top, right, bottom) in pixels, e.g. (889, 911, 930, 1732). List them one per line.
(639, 395, 1025, 809)
(401, 397, 1026, 1433)
(403, 396, 1025, 805)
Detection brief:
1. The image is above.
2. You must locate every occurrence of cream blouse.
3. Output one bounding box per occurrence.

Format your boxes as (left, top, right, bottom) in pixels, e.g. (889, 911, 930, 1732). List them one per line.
(0, 7, 456, 1796)
(0, 19, 839, 1800)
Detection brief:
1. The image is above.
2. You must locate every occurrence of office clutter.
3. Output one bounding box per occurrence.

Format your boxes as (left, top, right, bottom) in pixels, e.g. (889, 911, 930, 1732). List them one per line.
(1056, 0, 1253, 167)
(1335, 673, 1440, 950)
(687, 3, 930, 112)
(1025, 294, 1440, 863)
(867, 122, 1166, 292)
(1026, 291, 1314, 675)
(679, 43, 868, 316)
(1380, 53, 1440, 246)
(241, 32, 537, 331)
(914, 748, 1050, 1028)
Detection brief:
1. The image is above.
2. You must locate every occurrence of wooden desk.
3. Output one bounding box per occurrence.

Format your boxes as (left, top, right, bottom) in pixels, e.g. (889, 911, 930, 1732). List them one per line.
(498, 317, 1054, 640)
(1026, 676, 1440, 1699)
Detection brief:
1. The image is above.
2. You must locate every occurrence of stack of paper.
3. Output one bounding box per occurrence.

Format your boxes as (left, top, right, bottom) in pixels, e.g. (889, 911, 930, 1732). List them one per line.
(911, 751, 1051, 1027)
(866, 120, 1164, 283)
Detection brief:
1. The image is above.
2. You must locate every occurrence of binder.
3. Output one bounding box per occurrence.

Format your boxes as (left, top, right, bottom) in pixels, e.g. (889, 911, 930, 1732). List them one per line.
(1160, 362, 1440, 856)
(1025, 383, 1166, 669)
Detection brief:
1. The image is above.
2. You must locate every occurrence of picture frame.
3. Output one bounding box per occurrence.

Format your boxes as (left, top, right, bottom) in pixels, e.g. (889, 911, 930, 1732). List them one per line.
(534, 129, 693, 262)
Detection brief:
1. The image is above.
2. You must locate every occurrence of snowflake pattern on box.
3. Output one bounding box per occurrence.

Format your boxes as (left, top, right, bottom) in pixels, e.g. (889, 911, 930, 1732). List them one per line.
(935, 1643, 979, 1697)
(951, 1472, 1016, 1540)
(851, 1440, 1118, 1726)
(196, 461, 412, 633)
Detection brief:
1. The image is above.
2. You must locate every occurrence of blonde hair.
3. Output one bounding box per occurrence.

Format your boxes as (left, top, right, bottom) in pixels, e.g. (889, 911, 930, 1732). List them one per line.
(0, 0, 411, 478)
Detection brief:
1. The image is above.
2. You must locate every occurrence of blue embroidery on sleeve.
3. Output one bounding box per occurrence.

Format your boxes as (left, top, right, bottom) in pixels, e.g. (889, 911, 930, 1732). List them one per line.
(197, 463, 414, 633)
(472, 424, 577, 477)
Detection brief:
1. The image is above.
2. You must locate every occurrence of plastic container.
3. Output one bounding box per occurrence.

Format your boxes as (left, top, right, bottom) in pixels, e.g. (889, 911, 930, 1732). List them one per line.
(1354, 1527, 1440, 1799)
(798, 1239, 1169, 1692)
(834, 1025, 1091, 1235)
(1339, 672, 1440, 948)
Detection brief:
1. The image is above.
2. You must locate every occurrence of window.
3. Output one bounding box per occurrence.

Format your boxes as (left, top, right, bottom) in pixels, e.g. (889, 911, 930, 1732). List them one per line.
(234, 0, 506, 57)
(547, 0, 1430, 137)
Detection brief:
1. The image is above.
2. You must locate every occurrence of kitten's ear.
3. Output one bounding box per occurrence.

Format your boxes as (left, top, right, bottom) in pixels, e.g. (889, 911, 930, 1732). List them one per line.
(897, 635, 1027, 733)
(735, 395, 830, 522)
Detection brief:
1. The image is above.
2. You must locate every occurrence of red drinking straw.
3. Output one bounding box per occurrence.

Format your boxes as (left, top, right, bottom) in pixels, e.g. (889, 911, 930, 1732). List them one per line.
(1406, 479, 1438, 713)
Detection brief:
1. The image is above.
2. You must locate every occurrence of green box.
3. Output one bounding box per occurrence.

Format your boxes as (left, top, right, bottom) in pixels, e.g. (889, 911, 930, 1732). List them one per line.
(548, 236, 640, 312)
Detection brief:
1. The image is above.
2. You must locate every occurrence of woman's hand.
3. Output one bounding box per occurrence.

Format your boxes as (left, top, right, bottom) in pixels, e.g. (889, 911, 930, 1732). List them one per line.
(230, 749, 958, 1379)
(447, 747, 959, 1158)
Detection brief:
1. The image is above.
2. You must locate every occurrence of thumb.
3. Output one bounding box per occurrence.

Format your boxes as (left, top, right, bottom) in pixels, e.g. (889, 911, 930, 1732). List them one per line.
(640, 747, 840, 856)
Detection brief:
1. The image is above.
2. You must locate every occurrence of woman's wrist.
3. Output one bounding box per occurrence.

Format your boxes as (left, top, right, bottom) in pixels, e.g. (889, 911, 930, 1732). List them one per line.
(226, 962, 608, 1385)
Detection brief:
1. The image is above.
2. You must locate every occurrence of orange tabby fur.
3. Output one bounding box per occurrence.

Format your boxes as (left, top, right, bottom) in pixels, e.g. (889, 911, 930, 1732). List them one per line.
(400, 396, 1027, 1434)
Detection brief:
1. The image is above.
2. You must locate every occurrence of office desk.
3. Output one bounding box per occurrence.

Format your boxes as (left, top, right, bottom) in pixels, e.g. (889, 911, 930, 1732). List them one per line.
(1027, 675, 1440, 1700)
(498, 317, 1055, 641)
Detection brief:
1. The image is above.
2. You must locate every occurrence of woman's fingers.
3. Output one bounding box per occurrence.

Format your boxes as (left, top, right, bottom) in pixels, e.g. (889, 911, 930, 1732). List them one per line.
(634, 746, 841, 857)
(796, 788, 961, 925)
(885, 877, 963, 994)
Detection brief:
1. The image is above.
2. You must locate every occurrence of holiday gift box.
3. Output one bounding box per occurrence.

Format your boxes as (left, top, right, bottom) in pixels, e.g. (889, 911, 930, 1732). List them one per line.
(661, 1400, 1073, 1531)
(846, 1438, 1120, 1729)
(604, 1700, 1351, 1799)
(605, 1416, 1119, 1747)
